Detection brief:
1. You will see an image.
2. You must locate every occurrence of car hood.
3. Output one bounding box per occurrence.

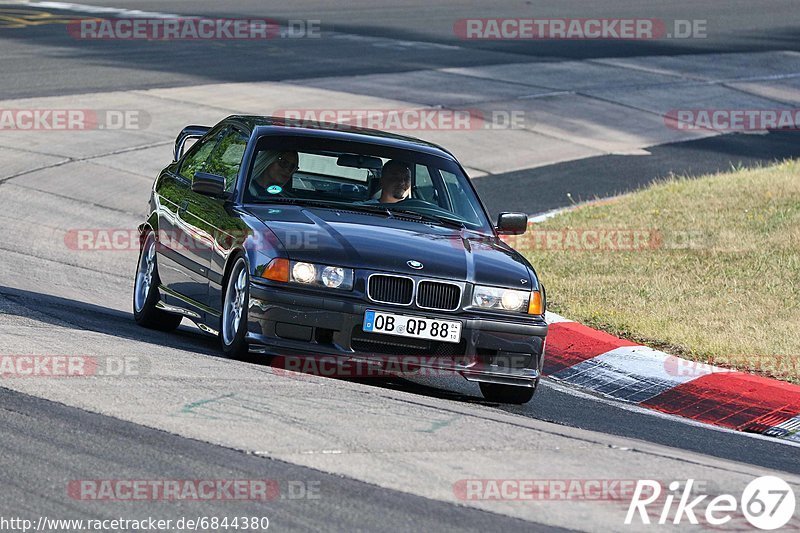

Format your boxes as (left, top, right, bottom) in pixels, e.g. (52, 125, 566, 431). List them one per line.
(247, 205, 535, 289)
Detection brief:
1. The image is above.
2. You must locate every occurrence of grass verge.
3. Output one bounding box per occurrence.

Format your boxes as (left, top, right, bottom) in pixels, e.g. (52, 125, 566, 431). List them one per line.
(507, 160, 800, 383)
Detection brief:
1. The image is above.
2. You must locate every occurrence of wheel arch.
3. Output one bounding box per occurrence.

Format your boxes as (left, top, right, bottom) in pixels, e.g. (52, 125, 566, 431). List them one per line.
(137, 213, 159, 249)
(222, 248, 250, 288)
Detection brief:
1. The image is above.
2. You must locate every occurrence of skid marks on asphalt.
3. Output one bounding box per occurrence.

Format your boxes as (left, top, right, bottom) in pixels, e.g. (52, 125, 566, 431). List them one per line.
(173, 390, 465, 436)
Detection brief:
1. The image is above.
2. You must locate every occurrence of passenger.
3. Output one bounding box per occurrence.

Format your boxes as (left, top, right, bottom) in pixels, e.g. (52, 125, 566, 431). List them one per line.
(377, 159, 411, 203)
(249, 150, 298, 197)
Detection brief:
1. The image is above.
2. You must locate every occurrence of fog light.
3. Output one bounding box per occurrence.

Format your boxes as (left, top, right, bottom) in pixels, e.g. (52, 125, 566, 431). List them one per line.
(292, 262, 316, 283)
(321, 266, 345, 288)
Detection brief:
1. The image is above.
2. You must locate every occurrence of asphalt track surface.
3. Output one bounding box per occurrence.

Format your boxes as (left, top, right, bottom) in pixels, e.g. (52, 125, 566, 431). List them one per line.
(2, 0, 800, 98)
(1, 1, 800, 531)
(476, 129, 800, 217)
(1, 387, 561, 532)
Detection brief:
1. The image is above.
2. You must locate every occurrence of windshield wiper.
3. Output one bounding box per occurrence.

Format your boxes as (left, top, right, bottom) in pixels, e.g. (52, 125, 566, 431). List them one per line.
(335, 203, 395, 218)
(253, 198, 465, 228)
(258, 198, 396, 218)
(387, 209, 466, 229)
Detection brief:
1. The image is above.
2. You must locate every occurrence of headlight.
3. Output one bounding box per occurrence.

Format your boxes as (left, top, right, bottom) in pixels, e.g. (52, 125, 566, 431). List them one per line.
(501, 290, 526, 311)
(472, 285, 535, 313)
(288, 261, 353, 290)
(321, 266, 346, 288)
(292, 262, 316, 284)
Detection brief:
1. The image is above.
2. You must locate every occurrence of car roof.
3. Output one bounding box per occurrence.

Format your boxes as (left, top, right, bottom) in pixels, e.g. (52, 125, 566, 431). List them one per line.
(224, 115, 458, 161)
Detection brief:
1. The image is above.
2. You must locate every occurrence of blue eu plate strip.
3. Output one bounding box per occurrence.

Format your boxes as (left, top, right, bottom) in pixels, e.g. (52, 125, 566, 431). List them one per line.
(363, 310, 376, 331)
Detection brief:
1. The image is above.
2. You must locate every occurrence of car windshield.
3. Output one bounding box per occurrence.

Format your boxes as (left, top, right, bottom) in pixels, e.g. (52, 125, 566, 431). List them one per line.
(243, 134, 493, 233)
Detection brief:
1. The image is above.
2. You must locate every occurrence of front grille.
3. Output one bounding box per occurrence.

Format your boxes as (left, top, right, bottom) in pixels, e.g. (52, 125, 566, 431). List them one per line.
(368, 275, 413, 305)
(416, 281, 461, 311)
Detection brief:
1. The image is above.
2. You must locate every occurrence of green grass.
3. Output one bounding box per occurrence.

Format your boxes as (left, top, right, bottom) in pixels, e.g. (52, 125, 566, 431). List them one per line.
(509, 160, 800, 382)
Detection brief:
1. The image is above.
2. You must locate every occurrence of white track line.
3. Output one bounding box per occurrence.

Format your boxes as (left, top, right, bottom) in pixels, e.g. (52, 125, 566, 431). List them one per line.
(23, 1, 183, 18)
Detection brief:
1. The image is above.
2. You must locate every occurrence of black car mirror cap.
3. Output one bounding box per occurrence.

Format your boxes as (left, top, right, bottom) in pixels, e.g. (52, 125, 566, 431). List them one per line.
(192, 172, 227, 198)
(496, 212, 529, 235)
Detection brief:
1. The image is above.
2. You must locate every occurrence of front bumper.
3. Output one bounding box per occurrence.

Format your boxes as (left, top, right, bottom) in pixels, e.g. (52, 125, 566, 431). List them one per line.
(246, 281, 547, 387)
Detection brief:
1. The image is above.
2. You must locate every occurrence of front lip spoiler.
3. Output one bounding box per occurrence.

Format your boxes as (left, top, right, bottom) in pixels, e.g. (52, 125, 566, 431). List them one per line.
(246, 340, 539, 387)
(461, 368, 539, 387)
(340, 353, 539, 386)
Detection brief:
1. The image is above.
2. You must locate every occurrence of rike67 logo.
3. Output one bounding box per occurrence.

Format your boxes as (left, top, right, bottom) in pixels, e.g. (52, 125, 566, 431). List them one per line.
(626, 476, 796, 530)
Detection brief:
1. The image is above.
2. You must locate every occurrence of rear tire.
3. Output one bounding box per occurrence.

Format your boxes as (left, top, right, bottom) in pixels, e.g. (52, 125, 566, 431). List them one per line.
(133, 230, 183, 331)
(480, 380, 537, 404)
(221, 256, 250, 359)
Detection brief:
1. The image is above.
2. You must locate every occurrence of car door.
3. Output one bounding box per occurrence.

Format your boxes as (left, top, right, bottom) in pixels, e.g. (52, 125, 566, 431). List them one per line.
(156, 129, 220, 309)
(185, 126, 250, 312)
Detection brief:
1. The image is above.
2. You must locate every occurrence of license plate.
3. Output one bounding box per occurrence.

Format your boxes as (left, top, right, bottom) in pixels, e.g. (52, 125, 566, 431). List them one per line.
(362, 310, 461, 343)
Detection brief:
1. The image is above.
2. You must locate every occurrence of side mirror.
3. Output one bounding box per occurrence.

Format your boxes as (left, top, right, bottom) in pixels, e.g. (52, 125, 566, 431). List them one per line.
(496, 212, 528, 235)
(174, 125, 211, 161)
(192, 172, 226, 198)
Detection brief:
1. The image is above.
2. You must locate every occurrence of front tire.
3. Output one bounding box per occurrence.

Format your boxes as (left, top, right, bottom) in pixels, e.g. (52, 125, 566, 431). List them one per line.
(480, 380, 537, 404)
(221, 256, 250, 358)
(133, 230, 182, 331)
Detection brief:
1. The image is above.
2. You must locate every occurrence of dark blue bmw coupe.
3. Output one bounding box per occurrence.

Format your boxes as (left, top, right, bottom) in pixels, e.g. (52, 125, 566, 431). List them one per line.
(134, 116, 547, 403)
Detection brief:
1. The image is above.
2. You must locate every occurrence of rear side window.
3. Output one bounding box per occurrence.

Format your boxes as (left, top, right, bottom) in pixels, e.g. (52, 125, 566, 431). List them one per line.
(206, 128, 249, 192)
(179, 135, 216, 181)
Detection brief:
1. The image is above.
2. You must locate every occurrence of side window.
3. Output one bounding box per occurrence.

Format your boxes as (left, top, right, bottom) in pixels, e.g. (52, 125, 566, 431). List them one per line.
(206, 128, 249, 193)
(441, 171, 481, 225)
(414, 164, 438, 204)
(179, 135, 216, 181)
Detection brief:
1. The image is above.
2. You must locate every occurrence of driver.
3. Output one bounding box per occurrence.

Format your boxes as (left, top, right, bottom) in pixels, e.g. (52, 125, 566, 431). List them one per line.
(377, 160, 411, 203)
